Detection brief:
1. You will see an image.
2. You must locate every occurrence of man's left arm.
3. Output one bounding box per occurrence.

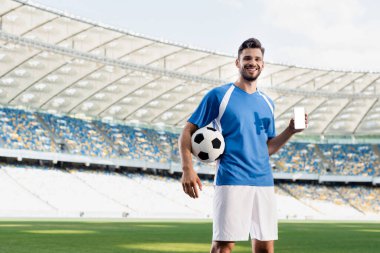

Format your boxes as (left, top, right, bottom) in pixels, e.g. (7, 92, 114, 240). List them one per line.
(267, 114, 308, 156)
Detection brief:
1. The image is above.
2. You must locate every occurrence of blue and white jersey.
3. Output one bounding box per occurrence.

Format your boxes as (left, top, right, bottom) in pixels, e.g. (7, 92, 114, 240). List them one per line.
(188, 83, 276, 186)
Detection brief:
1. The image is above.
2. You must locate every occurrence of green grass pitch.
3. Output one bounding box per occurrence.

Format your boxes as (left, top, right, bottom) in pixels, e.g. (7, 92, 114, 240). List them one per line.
(0, 220, 379, 253)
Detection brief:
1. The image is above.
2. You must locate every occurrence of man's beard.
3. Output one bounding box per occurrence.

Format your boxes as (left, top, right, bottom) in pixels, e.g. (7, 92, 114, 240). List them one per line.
(240, 65, 262, 82)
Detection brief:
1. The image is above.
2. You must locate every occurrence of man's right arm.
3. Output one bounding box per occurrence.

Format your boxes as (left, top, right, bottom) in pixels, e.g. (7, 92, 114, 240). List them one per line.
(178, 122, 203, 198)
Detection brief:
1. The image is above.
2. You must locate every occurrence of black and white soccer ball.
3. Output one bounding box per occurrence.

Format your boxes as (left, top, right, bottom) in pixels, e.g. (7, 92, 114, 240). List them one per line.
(191, 127, 225, 163)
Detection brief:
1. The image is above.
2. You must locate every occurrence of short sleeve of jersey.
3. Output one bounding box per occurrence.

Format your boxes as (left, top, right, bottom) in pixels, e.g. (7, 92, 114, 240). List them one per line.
(188, 89, 220, 128)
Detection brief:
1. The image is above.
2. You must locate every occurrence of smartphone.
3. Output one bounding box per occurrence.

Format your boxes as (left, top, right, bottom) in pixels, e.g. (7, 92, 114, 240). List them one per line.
(293, 107, 306, 130)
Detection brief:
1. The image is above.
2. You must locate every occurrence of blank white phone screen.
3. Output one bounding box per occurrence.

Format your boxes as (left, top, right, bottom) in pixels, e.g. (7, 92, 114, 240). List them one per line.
(294, 107, 305, 129)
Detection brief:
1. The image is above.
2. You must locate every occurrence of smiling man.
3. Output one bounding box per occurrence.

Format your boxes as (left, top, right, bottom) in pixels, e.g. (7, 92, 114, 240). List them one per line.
(179, 38, 307, 253)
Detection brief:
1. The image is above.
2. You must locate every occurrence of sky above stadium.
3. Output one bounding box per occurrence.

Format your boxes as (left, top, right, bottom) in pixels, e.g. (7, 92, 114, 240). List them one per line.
(34, 0, 380, 72)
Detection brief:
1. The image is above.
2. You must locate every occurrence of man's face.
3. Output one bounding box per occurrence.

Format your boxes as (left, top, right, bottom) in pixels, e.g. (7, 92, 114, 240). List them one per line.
(236, 48, 264, 82)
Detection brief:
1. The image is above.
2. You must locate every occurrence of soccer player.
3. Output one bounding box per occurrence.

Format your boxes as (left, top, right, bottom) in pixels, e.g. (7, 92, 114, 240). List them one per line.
(178, 38, 308, 253)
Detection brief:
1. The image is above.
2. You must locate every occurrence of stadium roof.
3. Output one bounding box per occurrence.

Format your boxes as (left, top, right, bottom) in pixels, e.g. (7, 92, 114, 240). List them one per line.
(1, 0, 380, 136)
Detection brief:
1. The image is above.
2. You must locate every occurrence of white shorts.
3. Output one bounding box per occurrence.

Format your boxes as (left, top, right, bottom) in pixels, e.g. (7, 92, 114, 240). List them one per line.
(213, 185, 278, 242)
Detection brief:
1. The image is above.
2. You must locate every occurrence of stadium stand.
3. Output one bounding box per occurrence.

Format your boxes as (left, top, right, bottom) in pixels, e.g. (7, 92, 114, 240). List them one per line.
(271, 142, 323, 174)
(94, 121, 171, 163)
(0, 108, 57, 152)
(0, 164, 378, 219)
(279, 182, 363, 218)
(0, 107, 378, 218)
(38, 113, 118, 158)
(319, 144, 379, 176)
(336, 185, 380, 214)
(0, 107, 379, 178)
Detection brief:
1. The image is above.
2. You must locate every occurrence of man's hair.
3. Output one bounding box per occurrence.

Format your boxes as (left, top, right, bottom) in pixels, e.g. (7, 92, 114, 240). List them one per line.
(238, 38, 265, 58)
